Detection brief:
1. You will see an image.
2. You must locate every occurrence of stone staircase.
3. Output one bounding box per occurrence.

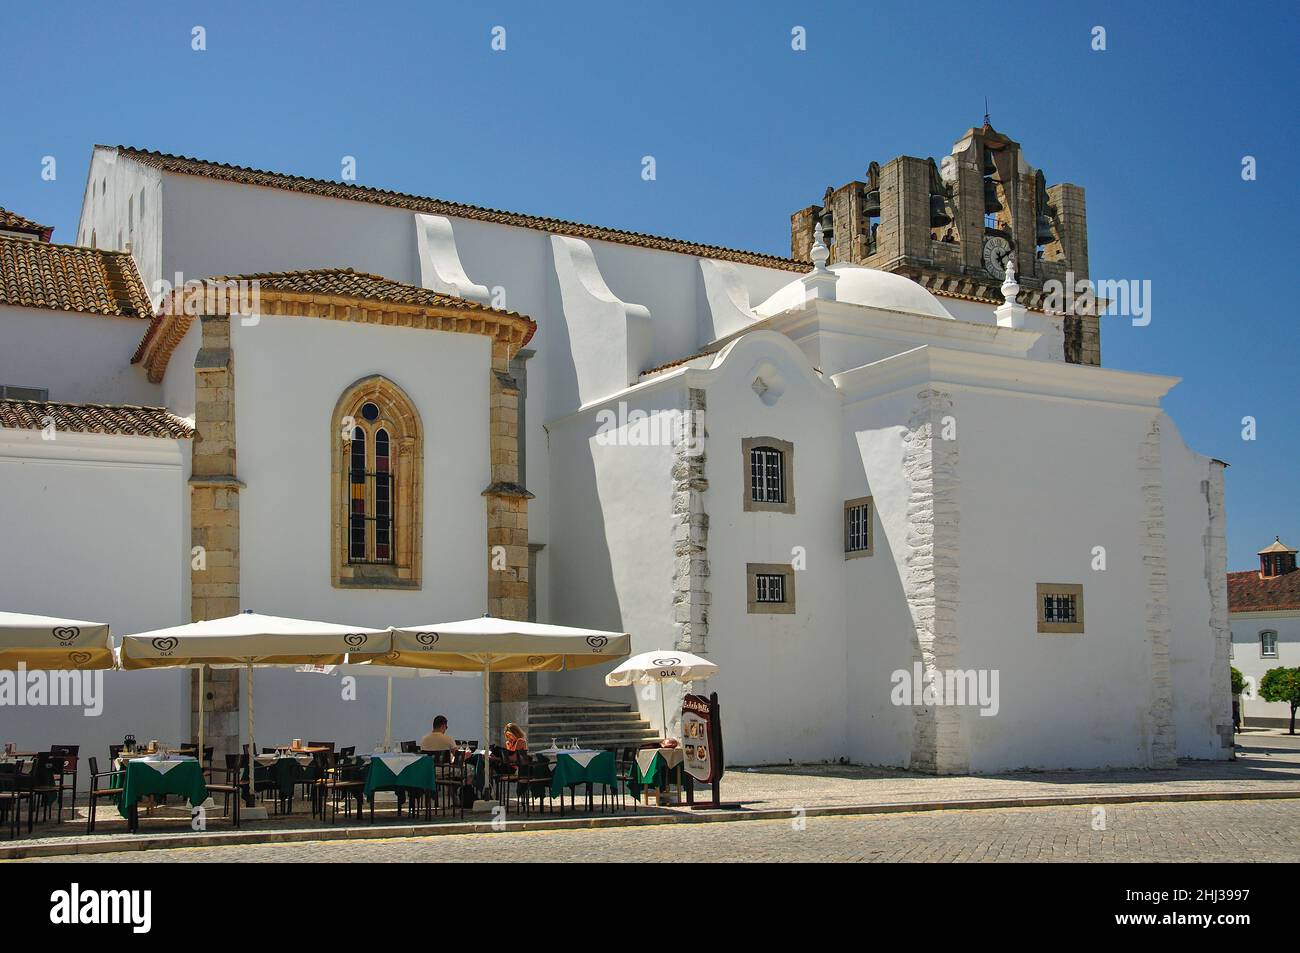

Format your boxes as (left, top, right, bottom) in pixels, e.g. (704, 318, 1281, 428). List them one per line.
(525, 696, 659, 752)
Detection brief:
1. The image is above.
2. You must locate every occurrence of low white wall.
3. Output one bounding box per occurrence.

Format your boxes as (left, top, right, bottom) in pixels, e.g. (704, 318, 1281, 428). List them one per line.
(0, 307, 158, 405)
(0, 430, 189, 760)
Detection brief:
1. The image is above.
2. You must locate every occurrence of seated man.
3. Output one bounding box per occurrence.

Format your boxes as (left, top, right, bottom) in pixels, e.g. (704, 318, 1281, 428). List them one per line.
(419, 715, 458, 753)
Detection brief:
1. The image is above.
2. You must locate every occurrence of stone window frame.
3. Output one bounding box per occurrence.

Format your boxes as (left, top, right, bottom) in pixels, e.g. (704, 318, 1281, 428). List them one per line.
(331, 375, 423, 590)
(742, 436, 795, 515)
(1261, 629, 1279, 659)
(747, 562, 796, 615)
(844, 496, 874, 558)
(1036, 582, 1084, 634)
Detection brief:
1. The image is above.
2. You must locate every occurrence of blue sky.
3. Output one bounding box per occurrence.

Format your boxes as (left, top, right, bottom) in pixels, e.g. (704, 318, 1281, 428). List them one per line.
(2, 1, 1296, 569)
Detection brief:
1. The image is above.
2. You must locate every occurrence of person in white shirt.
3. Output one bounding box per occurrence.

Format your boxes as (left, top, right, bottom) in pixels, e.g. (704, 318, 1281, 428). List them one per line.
(419, 715, 457, 752)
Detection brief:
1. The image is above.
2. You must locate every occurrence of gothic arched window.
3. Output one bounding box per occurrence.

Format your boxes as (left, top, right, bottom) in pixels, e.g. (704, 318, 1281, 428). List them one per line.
(332, 377, 422, 589)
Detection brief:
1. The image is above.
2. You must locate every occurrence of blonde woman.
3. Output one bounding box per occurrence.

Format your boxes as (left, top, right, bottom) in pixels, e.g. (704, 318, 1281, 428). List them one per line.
(504, 723, 529, 761)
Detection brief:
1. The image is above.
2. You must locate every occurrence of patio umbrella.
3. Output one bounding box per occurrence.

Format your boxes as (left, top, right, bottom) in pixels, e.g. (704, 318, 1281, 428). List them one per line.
(120, 611, 389, 798)
(386, 616, 631, 796)
(604, 650, 719, 741)
(295, 662, 474, 752)
(0, 610, 114, 670)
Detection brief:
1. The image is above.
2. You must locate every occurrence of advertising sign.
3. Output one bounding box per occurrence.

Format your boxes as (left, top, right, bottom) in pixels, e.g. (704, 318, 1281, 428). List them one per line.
(682, 692, 723, 786)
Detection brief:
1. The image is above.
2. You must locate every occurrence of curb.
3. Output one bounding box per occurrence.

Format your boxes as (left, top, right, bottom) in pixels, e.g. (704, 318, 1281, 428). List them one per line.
(5, 787, 1300, 860)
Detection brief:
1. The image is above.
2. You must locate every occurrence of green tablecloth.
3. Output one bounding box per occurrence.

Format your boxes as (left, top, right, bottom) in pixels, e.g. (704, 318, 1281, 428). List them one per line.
(628, 748, 687, 801)
(548, 750, 616, 798)
(468, 752, 486, 789)
(362, 753, 436, 799)
(115, 758, 208, 818)
(255, 756, 319, 799)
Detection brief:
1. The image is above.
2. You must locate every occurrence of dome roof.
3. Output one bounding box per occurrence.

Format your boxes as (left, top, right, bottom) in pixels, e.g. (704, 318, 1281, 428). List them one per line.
(754, 263, 955, 320)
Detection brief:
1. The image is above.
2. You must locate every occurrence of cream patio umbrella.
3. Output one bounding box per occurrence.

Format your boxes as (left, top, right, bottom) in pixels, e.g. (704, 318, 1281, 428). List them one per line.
(295, 662, 475, 752)
(0, 610, 114, 670)
(120, 611, 389, 799)
(604, 650, 719, 742)
(386, 615, 631, 795)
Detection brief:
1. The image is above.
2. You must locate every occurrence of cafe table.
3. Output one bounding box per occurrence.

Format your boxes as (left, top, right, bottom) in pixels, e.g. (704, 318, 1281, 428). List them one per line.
(254, 753, 319, 811)
(537, 748, 617, 807)
(361, 752, 438, 814)
(114, 755, 207, 831)
(629, 746, 685, 802)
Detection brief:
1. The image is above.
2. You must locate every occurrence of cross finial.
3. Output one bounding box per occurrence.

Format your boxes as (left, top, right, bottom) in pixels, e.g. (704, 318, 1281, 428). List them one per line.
(983, 97, 990, 127)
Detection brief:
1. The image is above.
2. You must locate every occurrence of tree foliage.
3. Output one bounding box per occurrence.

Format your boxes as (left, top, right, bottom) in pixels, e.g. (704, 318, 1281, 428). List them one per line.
(1259, 667, 1300, 734)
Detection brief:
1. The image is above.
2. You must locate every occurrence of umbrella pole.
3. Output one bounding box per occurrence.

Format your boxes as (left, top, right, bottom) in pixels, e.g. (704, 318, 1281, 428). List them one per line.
(197, 664, 205, 767)
(660, 683, 668, 743)
(384, 676, 393, 752)
(482, 659, 491, 800)
(245, 661, 255, 806)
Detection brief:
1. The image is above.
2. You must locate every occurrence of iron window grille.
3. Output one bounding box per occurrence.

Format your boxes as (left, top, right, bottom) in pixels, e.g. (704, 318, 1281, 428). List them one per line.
(1042, 592, 1078, 624)
(845, 500, 872, 553)
(750, 447, 785, 503)
(344, 425, 395, 565)
(755, 573, 786, 604)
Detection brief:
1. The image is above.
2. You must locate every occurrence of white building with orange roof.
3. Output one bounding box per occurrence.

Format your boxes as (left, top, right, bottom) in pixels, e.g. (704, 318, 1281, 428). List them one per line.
(0, 124, 1234, 771)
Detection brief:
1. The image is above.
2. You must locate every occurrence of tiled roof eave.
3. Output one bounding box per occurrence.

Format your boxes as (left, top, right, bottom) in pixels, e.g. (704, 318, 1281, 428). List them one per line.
(0, 236, 152, 318)
(134, 268, 538, 383)
(0, 399, 194, 439)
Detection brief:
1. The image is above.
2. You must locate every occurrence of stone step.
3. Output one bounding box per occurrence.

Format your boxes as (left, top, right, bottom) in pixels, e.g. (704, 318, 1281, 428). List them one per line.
(528, 695, 633, 709)
(527, 711, 647, 725)
(525, 696, 631, 712)
(527, 729, 658, 742)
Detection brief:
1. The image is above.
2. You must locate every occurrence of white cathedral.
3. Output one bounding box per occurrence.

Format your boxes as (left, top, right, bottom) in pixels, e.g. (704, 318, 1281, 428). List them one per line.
(0, 122, 1232, 773)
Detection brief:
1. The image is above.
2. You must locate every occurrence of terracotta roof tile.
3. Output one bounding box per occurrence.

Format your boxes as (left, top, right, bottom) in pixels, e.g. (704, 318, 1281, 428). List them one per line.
(640, 349, 721, 377)
(132, 267, 536, 382)
(107, 146, 808, 273)
(0, 236, 151, 318)
(1228, 570, 1300, 613)
(0, 399, 193, 439)
(0, 207, 53, 241)
(205, 267, 527, 316)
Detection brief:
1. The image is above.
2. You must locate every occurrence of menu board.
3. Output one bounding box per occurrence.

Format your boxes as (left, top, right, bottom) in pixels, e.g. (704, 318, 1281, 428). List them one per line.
(682, 693, 722, 784)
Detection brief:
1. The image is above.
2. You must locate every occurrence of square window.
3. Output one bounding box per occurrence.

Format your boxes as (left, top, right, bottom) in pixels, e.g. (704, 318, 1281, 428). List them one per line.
(1036, 583, 1084, 634)
(747, 563, 795, 615)
(844, 496, 873, 557)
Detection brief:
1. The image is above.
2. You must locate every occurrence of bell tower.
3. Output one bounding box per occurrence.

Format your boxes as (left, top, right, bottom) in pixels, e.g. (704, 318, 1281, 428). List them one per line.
(791, 121, 1099, 365)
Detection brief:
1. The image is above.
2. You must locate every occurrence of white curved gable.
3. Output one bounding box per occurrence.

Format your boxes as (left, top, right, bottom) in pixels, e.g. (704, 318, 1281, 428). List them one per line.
(754, 263, 955, 320)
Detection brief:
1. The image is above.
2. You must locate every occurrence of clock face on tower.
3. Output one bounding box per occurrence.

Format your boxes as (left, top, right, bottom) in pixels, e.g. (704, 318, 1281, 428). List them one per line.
(982, 236, 1012, 279)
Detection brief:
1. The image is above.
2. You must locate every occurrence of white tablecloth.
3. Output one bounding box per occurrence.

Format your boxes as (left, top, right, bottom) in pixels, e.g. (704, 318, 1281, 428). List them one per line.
(371, 753, 423, 774)
(131, 755, 197, 776)
(538, 748, 602, 768)
(636, 747, 684, 776)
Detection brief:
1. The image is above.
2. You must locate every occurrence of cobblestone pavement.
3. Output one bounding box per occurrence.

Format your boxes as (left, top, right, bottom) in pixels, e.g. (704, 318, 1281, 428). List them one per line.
(19, 799, 1300, 863)
(9, 736, 1298, 851)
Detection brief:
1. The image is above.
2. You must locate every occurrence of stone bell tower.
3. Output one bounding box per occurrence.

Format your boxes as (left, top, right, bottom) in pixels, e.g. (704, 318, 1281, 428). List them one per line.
(791, 120, 1100, 365)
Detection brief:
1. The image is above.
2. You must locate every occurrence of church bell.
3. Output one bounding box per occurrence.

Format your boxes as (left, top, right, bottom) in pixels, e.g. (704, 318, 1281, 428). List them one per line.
(929, 193, 951, 227)
(862, 187, 881, 219)
(984, 178, 1002, 214)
